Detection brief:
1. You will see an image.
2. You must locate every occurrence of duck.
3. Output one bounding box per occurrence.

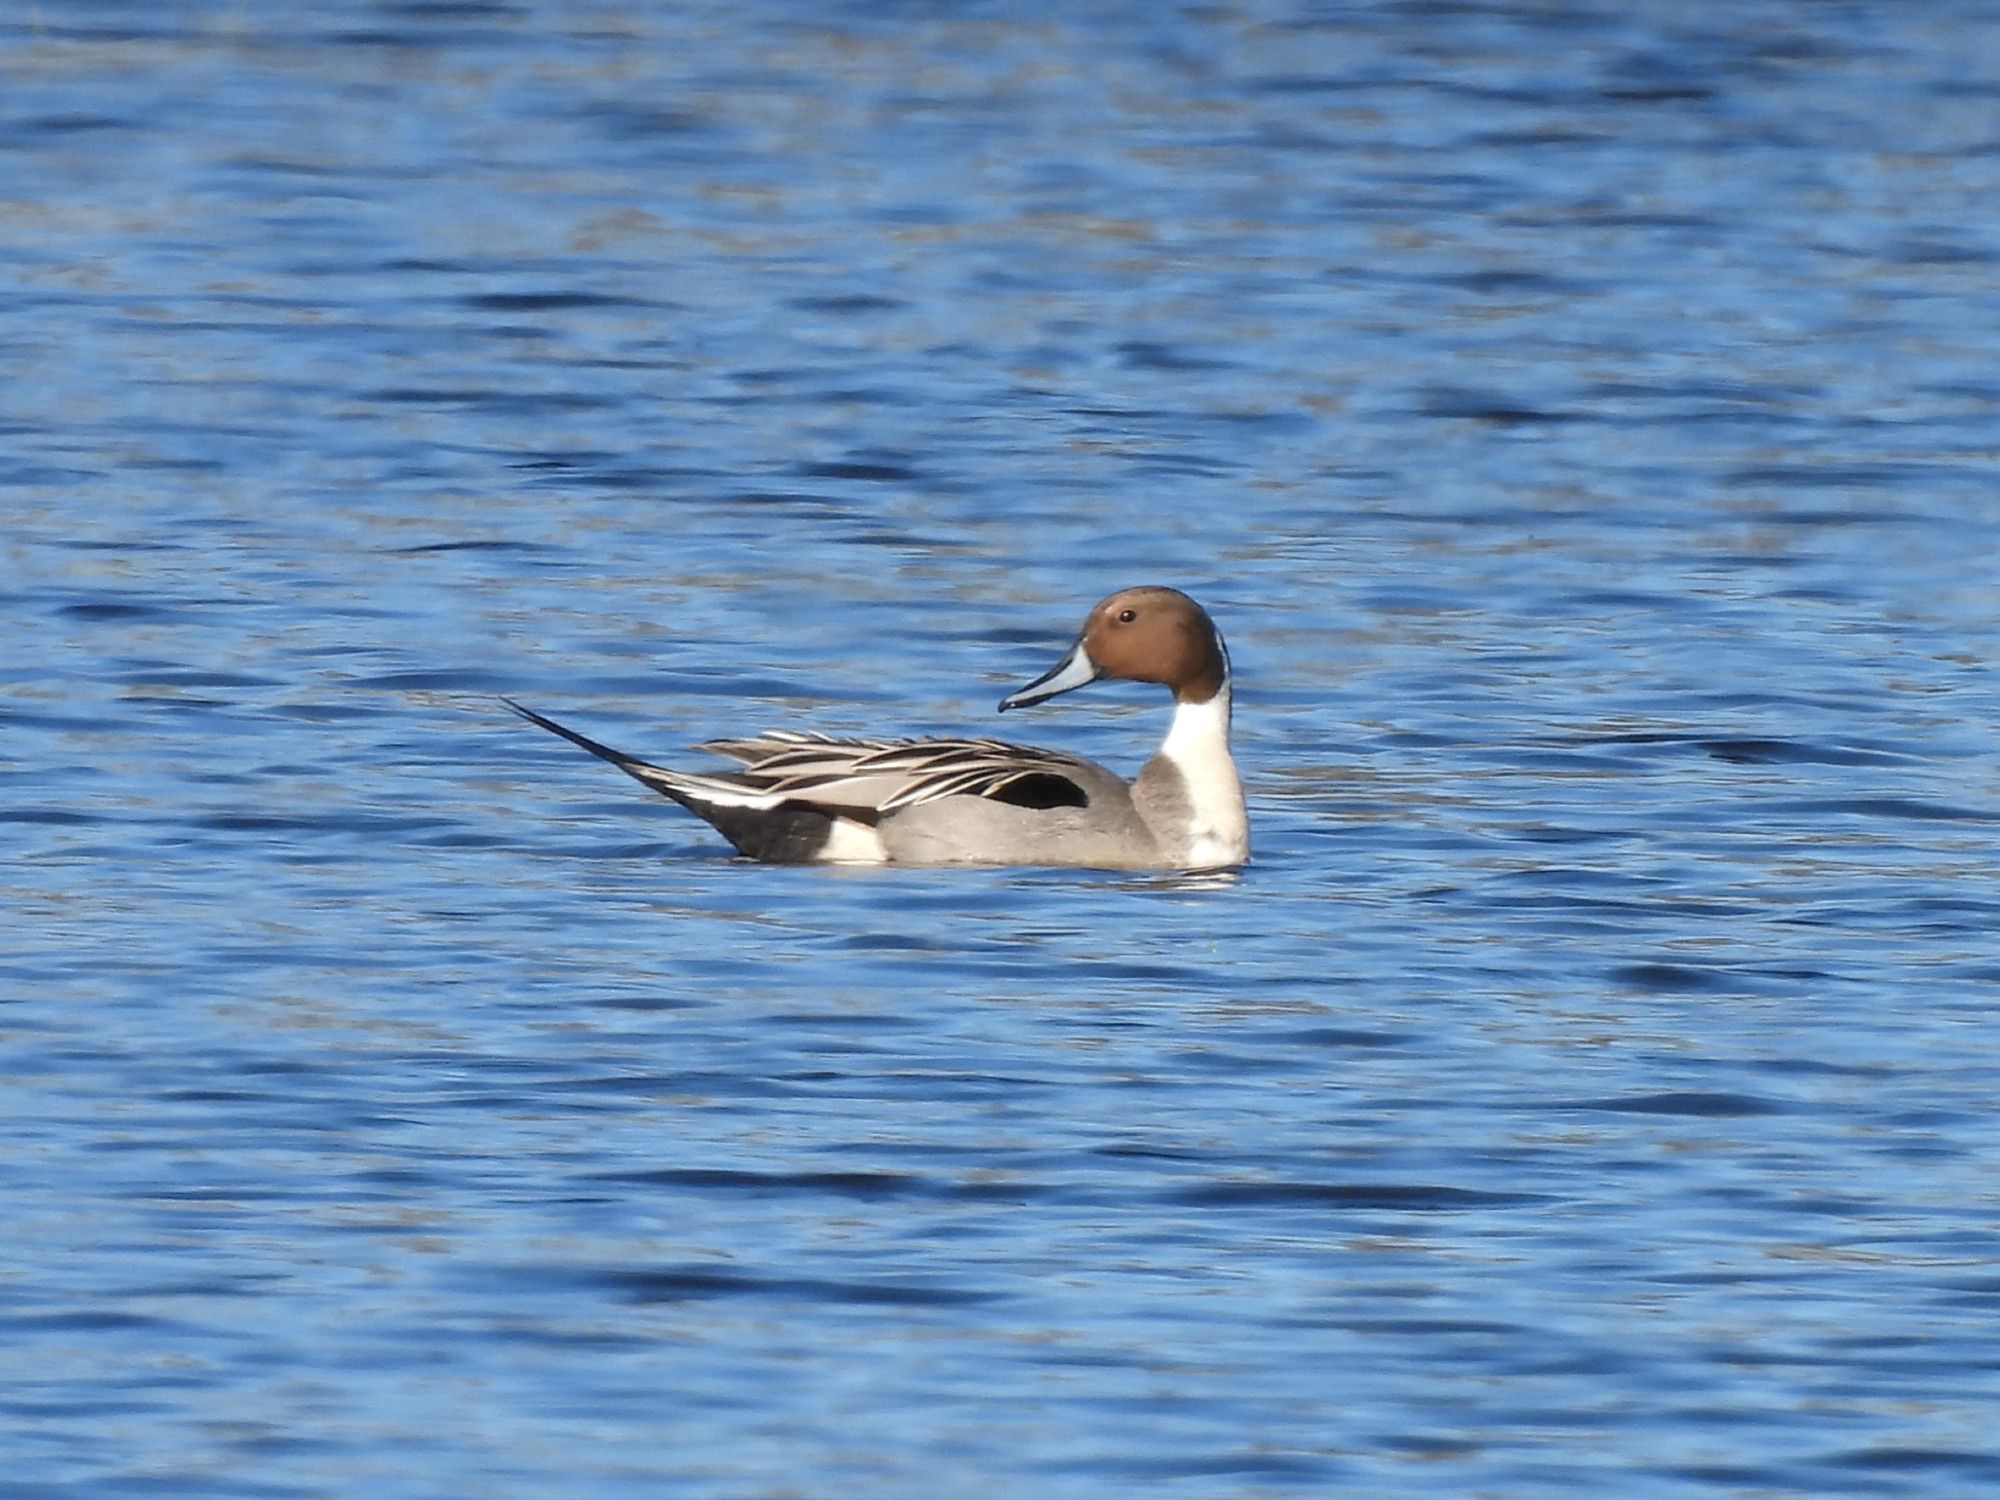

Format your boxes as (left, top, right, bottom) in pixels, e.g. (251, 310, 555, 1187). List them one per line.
(503, 585, 1248, 870)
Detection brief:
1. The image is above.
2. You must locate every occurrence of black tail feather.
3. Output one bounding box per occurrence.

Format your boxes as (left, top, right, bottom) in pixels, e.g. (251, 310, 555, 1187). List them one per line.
(500, 697, 683, 798)
(503, 697, 846, 860)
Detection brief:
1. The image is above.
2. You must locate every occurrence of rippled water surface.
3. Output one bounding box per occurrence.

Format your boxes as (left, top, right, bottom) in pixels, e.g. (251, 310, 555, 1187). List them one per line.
(9, 2, 2000, 1496)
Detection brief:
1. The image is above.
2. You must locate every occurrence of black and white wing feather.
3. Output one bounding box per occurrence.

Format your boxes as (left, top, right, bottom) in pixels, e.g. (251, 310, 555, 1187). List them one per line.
(693, 731, 1094, 814)
(504, 702, 1093, 822)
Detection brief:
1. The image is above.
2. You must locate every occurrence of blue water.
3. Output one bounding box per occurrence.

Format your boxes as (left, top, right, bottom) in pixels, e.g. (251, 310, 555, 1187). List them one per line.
(7, 2, 2000, 1495)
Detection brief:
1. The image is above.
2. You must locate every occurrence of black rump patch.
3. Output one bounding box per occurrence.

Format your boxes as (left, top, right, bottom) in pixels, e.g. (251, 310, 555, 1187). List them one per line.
(683, 800, 840, 863)
(990, 773, 1089, 811)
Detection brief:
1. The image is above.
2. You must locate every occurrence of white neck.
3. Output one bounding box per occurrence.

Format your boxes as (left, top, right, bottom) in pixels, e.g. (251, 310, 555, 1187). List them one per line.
(1158, 684, 1248, 868)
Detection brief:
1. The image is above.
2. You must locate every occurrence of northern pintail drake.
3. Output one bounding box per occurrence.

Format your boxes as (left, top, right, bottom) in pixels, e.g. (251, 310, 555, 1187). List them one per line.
(504, 586, 1248, 871)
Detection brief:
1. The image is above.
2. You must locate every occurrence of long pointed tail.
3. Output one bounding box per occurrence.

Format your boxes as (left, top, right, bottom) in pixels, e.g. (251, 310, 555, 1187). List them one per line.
(500, 697, 685, 800)
(502, 698, 865, 862)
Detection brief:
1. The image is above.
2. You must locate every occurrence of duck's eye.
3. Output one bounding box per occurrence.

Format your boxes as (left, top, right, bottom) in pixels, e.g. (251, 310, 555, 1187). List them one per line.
(1117, 608, 1138, 623)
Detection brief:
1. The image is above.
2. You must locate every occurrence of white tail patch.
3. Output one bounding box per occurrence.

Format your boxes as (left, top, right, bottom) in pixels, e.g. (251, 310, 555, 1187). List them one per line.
(819, 818, 889, 863)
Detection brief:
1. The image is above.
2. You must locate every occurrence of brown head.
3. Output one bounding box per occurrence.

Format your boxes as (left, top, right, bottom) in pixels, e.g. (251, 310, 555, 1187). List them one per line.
(999, 586, 1229, 712)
